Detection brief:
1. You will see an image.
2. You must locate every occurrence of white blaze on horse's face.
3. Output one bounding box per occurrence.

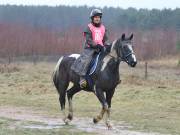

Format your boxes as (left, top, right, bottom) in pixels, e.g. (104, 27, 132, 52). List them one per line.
(132, 54, 137, 62)
(124, 43, 137, 67)
(127, 44, 137, 62)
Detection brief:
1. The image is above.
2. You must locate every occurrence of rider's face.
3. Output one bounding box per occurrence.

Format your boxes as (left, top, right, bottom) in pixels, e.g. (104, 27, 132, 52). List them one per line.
(93, 16, 101, 24)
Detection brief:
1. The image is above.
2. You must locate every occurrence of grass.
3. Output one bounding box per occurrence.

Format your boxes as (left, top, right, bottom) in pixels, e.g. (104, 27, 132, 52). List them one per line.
(0, 57, 180, 135)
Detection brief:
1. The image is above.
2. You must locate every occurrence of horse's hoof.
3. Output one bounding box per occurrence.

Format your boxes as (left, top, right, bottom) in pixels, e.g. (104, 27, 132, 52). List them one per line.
(67, 114, 73, 121)
(93, 118, 98, 124)
(63, 118, 70, 125)
(106, 123, 112, 130)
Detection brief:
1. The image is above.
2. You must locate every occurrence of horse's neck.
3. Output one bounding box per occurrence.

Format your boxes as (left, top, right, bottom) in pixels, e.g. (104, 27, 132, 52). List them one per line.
(100, 42, 120, 72)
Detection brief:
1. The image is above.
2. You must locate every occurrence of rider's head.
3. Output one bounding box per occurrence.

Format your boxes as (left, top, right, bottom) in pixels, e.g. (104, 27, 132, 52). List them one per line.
(90, 9, 102, 27)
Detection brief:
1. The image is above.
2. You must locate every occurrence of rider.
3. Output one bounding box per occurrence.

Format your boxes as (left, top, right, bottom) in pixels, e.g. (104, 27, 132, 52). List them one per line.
(71, 8, 110, 88)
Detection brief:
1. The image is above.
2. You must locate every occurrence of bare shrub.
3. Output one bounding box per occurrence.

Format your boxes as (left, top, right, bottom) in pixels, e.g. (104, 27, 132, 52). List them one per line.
(0, 64, 21, 73)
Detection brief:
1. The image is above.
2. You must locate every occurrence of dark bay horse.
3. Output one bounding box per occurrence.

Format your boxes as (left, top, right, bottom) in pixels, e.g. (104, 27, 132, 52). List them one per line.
(52, 33, 137, 129)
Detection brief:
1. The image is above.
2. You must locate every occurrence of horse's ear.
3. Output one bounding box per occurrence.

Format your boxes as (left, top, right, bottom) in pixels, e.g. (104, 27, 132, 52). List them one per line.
(121, 33, 125, 40)
(129, 33, 133, 40)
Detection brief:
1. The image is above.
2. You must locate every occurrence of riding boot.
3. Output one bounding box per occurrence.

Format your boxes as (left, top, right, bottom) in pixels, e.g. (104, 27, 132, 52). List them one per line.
(79, 76, 87, 88)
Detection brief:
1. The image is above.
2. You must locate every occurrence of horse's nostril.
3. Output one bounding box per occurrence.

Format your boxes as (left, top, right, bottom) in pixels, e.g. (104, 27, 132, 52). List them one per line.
(134, 61, 137, 66)
(131, 61, 137, 67)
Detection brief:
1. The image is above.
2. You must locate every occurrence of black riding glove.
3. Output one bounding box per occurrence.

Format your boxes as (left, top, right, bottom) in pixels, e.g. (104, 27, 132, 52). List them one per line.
(97, 44, 104, 52)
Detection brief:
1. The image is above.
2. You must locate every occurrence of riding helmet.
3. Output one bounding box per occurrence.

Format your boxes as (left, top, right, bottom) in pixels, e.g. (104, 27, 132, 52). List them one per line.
(90, 9, 103, 19)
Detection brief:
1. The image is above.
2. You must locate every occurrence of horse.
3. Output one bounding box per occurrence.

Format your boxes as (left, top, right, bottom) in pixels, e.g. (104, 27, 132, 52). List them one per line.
(52, 33, 137, 129)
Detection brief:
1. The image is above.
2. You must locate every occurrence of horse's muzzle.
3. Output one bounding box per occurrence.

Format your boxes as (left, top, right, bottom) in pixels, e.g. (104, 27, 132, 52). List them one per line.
(130, 61, 137, 67)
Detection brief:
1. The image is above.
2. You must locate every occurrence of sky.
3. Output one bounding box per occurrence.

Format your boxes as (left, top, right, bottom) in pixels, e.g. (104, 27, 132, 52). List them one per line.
(0, 0, 180, 9)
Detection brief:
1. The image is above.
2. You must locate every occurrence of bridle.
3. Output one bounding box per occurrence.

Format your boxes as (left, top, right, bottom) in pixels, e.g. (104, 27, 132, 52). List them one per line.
(121, 52, 134, 62)
(107, 40, 134, 63)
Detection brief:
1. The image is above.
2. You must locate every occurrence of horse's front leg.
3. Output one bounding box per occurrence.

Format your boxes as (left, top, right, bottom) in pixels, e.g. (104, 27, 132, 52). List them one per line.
(105, 107, 111, 129)
(93, 87, 108, 124)
(104, 90, 115, 129)
(93, 107, 106, 124)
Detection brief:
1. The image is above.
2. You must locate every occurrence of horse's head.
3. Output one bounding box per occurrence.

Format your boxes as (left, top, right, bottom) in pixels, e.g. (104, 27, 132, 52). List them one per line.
(116, 33, 137, 67)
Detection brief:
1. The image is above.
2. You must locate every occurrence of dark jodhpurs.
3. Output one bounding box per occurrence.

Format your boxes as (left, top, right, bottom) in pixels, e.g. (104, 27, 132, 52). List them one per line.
(71, 48, 96, 76)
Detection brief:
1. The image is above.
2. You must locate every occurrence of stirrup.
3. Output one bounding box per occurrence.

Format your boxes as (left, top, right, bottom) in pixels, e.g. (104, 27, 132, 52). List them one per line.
(79, 79, 87, 88)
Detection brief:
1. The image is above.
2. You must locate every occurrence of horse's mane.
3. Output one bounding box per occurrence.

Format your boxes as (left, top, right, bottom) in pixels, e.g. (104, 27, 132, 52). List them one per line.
(102, 40, 119, 56)
(98, 44, 111, 58)
(97, 43, 113, 61)
(105, 44, 112, 54)
(100, 39, 121, 60)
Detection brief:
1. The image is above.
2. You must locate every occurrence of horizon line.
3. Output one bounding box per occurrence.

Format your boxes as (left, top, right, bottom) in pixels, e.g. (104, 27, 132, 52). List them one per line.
(0, 4, 179, 11)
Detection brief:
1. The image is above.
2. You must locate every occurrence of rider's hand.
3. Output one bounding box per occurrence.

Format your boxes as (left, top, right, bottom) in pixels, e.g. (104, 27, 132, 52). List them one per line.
(97, 44, 104, 52)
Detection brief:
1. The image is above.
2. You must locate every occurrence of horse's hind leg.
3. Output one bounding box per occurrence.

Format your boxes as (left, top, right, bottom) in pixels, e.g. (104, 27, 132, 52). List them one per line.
(57, 81, 69, 124)
(66, 85, 81, 122)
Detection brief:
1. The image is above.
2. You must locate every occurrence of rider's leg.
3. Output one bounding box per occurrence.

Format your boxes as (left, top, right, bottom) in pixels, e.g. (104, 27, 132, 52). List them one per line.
(78, 48, 95, 88)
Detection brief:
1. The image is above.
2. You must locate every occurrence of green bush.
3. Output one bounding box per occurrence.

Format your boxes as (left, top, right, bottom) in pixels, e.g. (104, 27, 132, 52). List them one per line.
(178, 59, 180, 67)
(177, 41, 180, 51)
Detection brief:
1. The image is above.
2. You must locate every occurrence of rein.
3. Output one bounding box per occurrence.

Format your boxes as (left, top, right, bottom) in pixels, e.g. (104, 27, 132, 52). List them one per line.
(107, 52, 133, 62)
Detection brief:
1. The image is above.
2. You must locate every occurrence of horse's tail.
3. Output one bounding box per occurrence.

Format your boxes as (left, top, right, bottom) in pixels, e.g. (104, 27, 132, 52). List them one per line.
(52, 56, 64, 91)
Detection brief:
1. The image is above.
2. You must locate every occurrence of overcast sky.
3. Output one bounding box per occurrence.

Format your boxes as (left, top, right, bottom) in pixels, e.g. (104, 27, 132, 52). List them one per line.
(0, 0, 180, 9)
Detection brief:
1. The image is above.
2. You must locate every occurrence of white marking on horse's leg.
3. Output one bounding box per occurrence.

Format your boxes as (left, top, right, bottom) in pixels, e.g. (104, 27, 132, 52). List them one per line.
(62, 109, 70, 124)
(93, 108, 106, 124)
(68, 98, 73, 120)
(98, 108, 106, 120)
(62, 109, 66, 121)
(69, 99, 73, 113)
(105, 108, 112, 129)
